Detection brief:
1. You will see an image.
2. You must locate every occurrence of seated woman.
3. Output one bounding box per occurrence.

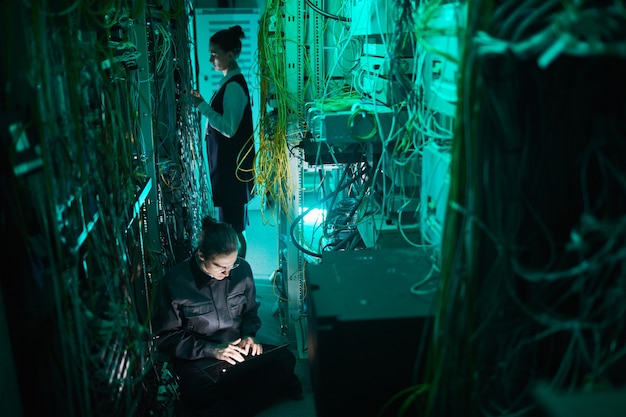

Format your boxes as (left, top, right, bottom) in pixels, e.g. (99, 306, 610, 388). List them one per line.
(151, 216, 302, 417)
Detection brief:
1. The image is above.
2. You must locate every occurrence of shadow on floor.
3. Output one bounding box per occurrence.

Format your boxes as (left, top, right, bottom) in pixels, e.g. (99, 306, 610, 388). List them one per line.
(247, 209, 318, 417)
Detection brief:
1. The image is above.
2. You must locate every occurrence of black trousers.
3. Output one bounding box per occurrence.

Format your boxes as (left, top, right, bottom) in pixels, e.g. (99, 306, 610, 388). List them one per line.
(216, 204, 248, 233)
(173, 344, 296, 417)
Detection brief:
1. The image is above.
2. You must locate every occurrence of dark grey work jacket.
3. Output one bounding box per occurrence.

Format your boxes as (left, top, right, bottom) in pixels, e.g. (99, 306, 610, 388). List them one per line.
(151, 253, 261, 361)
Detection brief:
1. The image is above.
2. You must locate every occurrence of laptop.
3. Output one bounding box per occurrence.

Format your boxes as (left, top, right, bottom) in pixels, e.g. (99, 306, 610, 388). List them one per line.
(195, 343, 291, 383)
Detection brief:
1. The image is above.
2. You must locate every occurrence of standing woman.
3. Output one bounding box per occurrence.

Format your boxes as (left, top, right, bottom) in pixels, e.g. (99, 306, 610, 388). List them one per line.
(192, 25, 255, 258)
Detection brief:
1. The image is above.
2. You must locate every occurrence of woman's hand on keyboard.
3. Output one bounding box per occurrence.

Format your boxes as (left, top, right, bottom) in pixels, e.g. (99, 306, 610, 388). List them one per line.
(238, 336, 263, 357)
(214, 338, 247, 364)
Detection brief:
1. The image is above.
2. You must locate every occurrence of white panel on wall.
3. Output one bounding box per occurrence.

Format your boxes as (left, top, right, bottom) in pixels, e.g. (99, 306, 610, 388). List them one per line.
(350, 0, 393, 36)
(195, 8, 260, 142)
(420, 140, 452, 264)
(421, 2, 467, 117)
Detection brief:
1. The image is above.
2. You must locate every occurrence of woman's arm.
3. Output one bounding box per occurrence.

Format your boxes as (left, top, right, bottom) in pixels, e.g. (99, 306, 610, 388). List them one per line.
(197, 82, 247, 137)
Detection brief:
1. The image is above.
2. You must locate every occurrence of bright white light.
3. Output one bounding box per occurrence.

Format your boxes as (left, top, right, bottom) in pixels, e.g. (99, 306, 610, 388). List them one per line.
(301, 207, 326, 227)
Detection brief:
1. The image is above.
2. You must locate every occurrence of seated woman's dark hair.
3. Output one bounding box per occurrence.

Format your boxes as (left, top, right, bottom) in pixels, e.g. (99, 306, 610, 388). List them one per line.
(199, 216, 239, 259)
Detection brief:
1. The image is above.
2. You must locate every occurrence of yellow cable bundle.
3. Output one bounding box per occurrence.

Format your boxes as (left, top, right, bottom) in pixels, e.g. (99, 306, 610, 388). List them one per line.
(256, 0, 304, 224)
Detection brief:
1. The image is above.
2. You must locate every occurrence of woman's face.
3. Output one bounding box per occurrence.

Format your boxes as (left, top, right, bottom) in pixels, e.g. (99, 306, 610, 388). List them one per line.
(199, 251, 239, 280)
(209, 42, 232, 72)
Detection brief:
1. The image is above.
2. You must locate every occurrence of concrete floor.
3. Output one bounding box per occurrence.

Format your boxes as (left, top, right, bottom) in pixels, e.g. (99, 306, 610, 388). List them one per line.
(246, 208, 318, 417)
